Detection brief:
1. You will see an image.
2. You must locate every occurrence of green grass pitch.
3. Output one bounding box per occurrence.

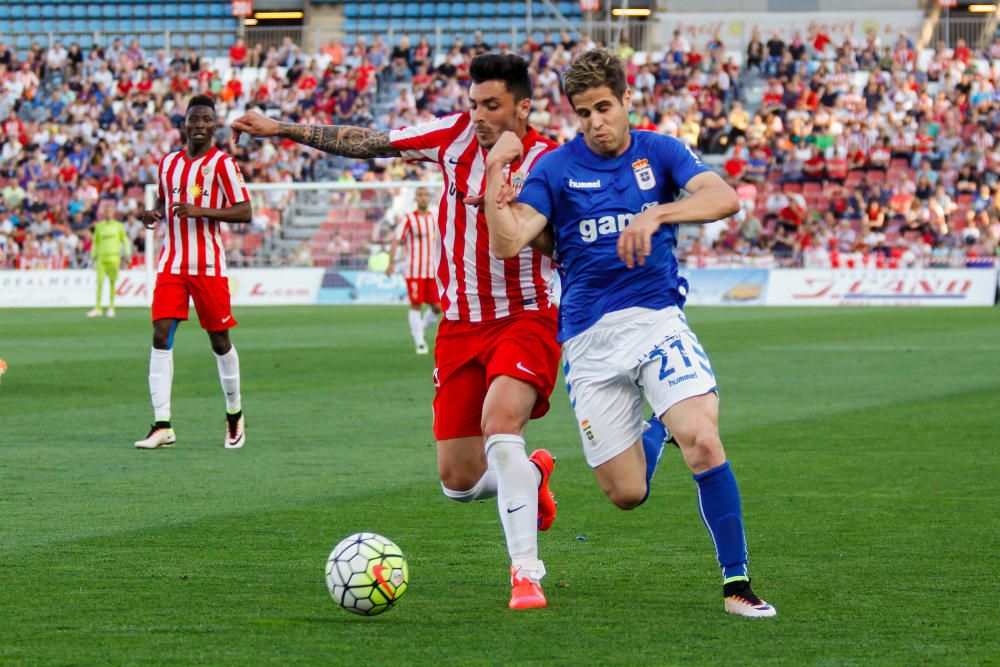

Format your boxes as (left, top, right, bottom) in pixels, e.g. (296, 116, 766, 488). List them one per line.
(1, 306, 998, 665)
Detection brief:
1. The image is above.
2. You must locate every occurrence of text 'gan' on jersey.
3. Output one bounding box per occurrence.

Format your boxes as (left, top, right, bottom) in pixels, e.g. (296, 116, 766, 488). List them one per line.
(156, 147, 249, 277)
(517, 130, 710, 342)
(389, 112, 558, 323)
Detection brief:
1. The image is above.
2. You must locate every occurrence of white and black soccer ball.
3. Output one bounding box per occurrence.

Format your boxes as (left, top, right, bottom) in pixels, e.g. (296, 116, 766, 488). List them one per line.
(325, 533, 408, 616)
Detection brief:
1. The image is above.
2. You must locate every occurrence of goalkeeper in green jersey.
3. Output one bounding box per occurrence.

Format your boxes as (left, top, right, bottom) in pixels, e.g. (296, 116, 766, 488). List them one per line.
(87, 203, 131, 318)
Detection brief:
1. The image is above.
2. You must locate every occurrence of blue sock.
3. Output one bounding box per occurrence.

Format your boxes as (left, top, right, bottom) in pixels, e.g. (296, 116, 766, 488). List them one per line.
(693, 461, 749, 581)
(638, 417, 667, 506)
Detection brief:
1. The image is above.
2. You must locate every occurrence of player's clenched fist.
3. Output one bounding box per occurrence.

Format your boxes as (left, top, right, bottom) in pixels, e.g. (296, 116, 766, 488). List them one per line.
(231, 111, 280, 142)
(141, 209, 163, 229)
(485, 131, 524, 169)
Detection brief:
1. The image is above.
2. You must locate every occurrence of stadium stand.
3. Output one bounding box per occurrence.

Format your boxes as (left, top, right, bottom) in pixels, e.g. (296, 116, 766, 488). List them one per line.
(0, 7, 997, 272)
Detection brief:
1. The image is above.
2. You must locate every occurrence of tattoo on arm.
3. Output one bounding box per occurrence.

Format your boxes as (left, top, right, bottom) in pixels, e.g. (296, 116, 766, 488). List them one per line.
(277, 123, 400, 158)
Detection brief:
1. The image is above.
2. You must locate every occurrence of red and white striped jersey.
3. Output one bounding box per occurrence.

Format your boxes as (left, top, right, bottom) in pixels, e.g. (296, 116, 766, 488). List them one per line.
(156, 147, 249, 277)
(389, 112, 557, 323)
(395, 209, 437, 280)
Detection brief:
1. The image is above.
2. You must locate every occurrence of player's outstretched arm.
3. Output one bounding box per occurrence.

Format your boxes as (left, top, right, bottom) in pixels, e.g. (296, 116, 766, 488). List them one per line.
(484, 131, 549, 259)
(231, 111, 401, 159)
(618, 171, 740, 268)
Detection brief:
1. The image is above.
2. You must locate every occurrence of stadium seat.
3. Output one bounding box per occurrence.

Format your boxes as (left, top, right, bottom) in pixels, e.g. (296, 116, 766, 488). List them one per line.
(466, 3, 482, 17)
(344, 4, 360, 17)
(11, 6, 25, 19)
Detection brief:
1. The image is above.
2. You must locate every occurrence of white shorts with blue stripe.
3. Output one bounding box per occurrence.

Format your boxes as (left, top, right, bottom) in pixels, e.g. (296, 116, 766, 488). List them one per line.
(562, 306, 718, 468)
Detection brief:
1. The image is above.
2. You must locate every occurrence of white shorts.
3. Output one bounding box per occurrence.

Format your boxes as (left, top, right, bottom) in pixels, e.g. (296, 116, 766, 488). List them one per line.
(563, 306, 718, 468)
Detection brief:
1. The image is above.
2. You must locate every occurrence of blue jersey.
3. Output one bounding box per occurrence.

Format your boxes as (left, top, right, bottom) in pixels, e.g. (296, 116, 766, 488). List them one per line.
(517, 130, 709, 342)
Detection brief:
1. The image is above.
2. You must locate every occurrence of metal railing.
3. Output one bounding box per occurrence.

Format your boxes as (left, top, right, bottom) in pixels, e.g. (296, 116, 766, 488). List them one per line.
(930, 17, 999, 49)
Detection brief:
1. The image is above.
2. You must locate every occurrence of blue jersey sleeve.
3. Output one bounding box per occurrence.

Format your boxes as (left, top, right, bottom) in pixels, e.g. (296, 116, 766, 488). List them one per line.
(515, 151, 557, 220)
(653, 133, 710, 190)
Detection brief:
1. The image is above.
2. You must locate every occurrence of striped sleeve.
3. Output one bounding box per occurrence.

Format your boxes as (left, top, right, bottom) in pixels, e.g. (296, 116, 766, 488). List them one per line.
(389, 113, 466, 164)
(215, 156, 249, 205)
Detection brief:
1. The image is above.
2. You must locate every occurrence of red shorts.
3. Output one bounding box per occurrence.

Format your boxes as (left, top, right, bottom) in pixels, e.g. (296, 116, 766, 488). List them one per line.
(152, 272, 237, 331)
(432, 307, 560, 441)
(406, 278, 439, 307)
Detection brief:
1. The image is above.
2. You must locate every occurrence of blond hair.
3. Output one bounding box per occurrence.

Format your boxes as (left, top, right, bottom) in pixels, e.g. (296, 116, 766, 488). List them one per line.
(562, 49, 628, 103)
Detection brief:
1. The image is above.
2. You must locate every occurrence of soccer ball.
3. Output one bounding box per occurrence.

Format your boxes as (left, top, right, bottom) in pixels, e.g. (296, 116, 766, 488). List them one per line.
(325, 533, 408, 616)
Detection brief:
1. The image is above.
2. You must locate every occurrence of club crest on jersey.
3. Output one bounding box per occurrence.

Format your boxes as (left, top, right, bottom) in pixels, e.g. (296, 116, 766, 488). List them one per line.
(632, 158, 655, 191)
(201, 165, 212, 179)
(510, 170, 527, 196)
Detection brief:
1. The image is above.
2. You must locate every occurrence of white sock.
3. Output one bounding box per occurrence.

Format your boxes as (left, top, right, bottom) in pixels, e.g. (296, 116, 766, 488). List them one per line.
(485, 434, 543, 580)
(149, 348, 173, 422)
(421, 309, 439, 331)
(441, 469, 498, 502)
(215, 346, 241, 413)
(408, 309, 424, 344)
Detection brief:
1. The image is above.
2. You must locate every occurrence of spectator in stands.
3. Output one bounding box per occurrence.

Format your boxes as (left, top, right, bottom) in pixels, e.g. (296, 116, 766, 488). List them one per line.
(802, 145, 825, 183)
(230, 37, 248, 69)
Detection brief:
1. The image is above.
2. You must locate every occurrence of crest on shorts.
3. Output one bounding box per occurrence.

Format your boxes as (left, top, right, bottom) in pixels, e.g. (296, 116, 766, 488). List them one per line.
(632, 158, 655, 191)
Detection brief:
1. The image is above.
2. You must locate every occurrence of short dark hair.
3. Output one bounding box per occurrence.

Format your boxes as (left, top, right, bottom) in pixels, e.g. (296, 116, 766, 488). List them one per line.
(186, 94, 216, 114)
(468, 53, 532, 101)
(563, 49, 628, 104)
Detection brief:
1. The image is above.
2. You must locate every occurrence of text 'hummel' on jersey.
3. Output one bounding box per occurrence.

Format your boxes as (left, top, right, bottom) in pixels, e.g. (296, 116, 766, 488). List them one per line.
(580, 201, 659, 242)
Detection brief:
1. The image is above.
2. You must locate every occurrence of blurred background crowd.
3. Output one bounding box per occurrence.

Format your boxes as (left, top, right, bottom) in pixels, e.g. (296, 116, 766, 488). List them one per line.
(0, 24, 997, 271)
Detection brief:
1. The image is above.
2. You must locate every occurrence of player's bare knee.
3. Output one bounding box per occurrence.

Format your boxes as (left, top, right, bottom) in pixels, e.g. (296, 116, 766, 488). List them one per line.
(607, 486, 646, 510)
(209, 332, 232, 355)
(438, 466, 480, 493)
(481, 414, 528, 440)
(678, 430, 725, 472)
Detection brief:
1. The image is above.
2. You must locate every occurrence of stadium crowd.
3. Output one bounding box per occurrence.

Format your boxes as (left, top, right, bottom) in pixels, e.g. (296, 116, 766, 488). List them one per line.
(0, 25, 998, 271)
